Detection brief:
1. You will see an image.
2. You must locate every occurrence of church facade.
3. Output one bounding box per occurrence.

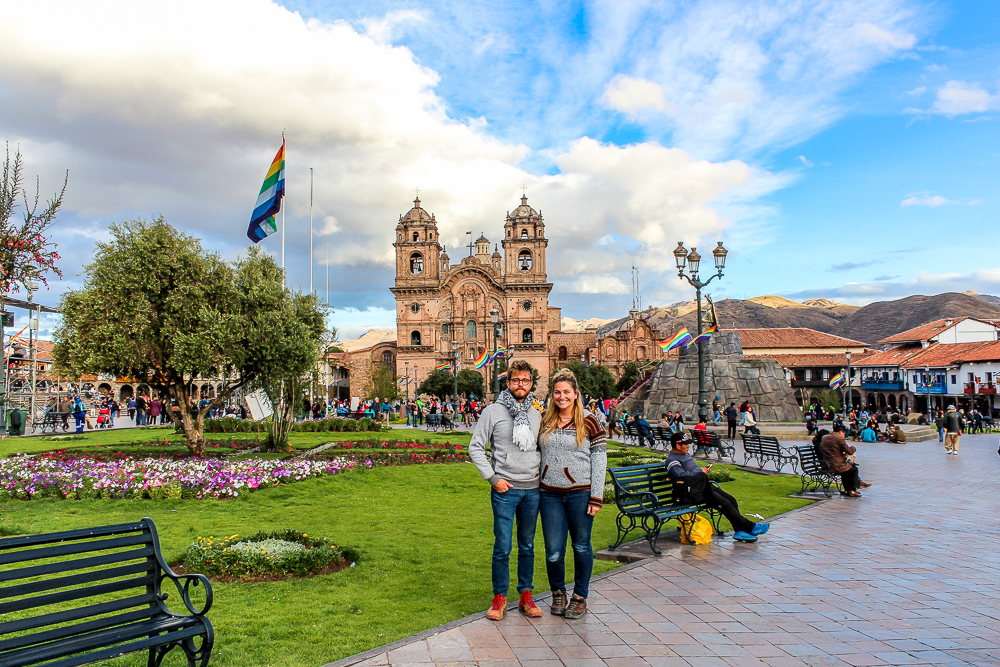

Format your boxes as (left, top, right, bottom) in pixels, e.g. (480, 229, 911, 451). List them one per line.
(390, 196, 556, 396)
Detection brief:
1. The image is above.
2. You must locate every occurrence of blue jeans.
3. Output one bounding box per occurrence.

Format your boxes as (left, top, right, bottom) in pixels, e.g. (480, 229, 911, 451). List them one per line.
(938, 427, 944, 442)
(713, 410, 720, 424)
(638, 426, 656, 448)
(491, 487, 539, 596)
(539, 489, 595, 600)
(74, 413, 86, 433)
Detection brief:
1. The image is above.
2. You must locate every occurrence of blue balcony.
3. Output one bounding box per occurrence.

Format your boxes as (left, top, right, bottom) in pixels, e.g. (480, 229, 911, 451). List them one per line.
(861, 379, 905, 391)
(914, 382, 948, 394)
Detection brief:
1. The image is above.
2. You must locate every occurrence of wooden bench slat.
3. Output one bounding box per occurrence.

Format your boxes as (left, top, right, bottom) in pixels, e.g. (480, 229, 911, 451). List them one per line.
(0, 607, 160, 653)
(0, 574, 156, 615)
(0, 594, 156, 635)
(0, 546, 156, 583)
(0, 561, 154, 600)
(0, 523, 147, 549)
(0, 534, 150, 566)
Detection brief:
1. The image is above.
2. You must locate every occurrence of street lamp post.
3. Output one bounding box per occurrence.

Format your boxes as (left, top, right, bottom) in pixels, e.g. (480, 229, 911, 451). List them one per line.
(845, 350, 852, 416)
(924, 365, 931, 421)
(490, 308, 500, 400)
(404, 361, 410, 402)
(673, 241, 728, 424)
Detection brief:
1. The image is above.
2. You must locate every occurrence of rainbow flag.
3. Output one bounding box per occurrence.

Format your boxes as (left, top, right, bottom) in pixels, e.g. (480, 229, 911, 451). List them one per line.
(247, 139, 285, 243)
(473, 349, 490, 369)
(687, 324, 718, 347)
(660, 327, 692, 352)
(435, 363, 452, 372)
(493, 346, 507, 358)
(396, 375, 410, 385)
(829, 373, 844, 389)
(498, 370, 508, 380)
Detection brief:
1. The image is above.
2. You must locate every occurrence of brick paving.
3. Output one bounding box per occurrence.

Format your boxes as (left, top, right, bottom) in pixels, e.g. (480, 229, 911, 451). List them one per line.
(330, 434, 1000, 667)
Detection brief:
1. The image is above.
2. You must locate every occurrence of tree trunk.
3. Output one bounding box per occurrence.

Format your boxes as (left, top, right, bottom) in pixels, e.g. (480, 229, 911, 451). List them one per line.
(170, 382, 205, 457)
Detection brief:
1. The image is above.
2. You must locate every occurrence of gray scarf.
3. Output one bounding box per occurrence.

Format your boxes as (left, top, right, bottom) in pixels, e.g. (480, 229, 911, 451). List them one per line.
(496, 389, 536, 451)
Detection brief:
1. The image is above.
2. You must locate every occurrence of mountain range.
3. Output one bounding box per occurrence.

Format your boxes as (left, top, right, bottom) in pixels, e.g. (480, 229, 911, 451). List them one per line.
(604, 291, 1000, 345)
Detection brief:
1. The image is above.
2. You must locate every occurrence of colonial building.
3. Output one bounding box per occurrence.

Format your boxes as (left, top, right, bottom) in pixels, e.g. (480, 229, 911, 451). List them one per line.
(390, 195, 554, 395)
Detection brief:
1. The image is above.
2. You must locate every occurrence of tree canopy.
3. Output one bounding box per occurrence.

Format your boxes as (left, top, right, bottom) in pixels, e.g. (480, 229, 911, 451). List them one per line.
(52, 217, 325, 455)
(552, 360, 618, 400)
(615, 361, 642, 395)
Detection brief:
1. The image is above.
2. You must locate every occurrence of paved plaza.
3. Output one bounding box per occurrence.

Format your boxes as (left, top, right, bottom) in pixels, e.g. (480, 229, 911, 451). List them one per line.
(330, 434, 1000, 667)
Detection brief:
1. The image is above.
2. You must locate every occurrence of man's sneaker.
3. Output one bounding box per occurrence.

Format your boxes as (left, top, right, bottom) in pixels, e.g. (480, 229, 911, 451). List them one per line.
(486, 594, 507, 621)
(564, 595, 587, 619)
(550, 590, 567, 616)
(518, 590, 542, 618)
(733, 531, 758, 542)
(859, 481, 872, 488)
(750, 523, 769, 536)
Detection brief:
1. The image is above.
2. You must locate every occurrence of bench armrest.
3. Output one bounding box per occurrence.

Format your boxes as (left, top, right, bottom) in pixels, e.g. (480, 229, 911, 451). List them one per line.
(614, 486, 660, 513)
(157, 572, 214, 617)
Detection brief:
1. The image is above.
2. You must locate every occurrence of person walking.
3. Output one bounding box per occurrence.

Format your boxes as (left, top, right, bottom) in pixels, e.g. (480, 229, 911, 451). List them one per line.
(724, 402, 739, 439)
(741, 405, 757, 434)
(943, 405, 964, 455)
(72, 395, 87, 434)
(538, 369, 607, 619)
(468, 360, 543, 621)
(712, 397, 721, 425)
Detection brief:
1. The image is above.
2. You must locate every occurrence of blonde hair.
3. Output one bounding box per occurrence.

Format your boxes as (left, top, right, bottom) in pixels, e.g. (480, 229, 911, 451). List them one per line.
(540, 369, 586, 446)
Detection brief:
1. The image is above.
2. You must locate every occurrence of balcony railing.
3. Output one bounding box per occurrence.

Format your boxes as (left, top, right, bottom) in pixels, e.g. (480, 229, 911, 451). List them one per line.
(914, 382, 949, 394)
(964, 382, 975, 394)
(964, 382, 997, 395)
(861, 379, 905, 391)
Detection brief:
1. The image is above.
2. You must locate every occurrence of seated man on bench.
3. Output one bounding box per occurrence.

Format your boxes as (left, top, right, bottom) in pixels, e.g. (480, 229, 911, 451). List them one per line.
(666, 432, 770, 543)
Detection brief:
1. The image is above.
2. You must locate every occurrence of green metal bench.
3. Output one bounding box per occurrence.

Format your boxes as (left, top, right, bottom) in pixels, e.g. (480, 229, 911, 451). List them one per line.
(690, 429, 735, 460)
(0, 517, 213, 667)
(607, 463, 723, 556)
(741, 433, 798, 472)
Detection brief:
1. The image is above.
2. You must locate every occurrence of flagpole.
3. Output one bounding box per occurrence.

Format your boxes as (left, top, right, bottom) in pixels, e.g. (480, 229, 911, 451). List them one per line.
(309, 167, 314, 296)
(281, 132, 285, 287)
(325, 241, 329, 306)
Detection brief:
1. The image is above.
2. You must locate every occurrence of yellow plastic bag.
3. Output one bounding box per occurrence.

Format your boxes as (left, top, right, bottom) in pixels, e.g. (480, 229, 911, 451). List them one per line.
(678, 513, 713, 545)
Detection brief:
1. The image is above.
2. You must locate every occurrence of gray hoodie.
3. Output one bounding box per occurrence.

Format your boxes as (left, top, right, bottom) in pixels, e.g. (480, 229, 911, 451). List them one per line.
(469, 403, 542, 489)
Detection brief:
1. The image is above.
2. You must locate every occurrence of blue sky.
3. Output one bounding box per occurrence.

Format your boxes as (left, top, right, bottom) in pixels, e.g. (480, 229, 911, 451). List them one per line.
(1, 0, 998, 340)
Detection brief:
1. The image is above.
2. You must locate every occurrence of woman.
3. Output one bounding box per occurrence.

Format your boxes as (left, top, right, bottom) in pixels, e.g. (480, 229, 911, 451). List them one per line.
(537, 369, 607, 620)
(672, 411, 684, 433)
(741, 406, 757, 434)
(148, 397, 162, 425)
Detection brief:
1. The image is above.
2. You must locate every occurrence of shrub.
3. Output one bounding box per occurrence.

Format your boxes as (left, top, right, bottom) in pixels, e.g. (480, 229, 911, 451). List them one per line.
(183, 529, 346, 579)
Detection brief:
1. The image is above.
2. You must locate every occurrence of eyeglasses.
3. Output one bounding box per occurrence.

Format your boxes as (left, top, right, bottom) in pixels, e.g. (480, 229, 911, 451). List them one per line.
(508, 378, 532, 386)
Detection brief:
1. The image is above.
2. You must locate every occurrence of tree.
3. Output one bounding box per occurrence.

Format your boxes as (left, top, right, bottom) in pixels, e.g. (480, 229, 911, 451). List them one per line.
(417, 370, 454, 400)
(553, 360, 617, 400)
(811, 388, 842, 413)
(457, 369, 485, 399)
(52, 218, 326, 456)
(615, 361, 641, 395)
(366, 362, 400, 402)
(0, 144, 67, 295)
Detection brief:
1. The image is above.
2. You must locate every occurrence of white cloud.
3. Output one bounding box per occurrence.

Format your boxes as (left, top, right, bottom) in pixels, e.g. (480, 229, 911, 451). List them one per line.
(331, 307, 397, 341)
(783, 268, 1000, 306)
(931, 81, 999, 116)
(904, 86, 926, 96)
(853, 22, 916, 51)
(0, 0, 769, 305)
(564, 274, 631, 295)
(359, 10, 426, 44)
(601, 75, 674, 117)
(797, 155, 813, 167)
(901, 194, 952, 207)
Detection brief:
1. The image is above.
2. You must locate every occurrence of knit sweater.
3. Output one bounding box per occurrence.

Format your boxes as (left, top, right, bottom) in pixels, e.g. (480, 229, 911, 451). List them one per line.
(538, 412, 608, 507)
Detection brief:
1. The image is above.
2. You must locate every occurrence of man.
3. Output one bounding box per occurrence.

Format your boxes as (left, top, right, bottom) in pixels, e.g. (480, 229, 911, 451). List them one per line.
(655, 413, 672, 429)
(712, 397, 721, 425)
(821, 425, 869, 495)
(666, 432, 769, 542)
(943, 405, 964, 455)
(724, 402, 739, 439)
(468, 360, 543, 621)
(135, 393, 147, 426)
(630, 413, 656, 449)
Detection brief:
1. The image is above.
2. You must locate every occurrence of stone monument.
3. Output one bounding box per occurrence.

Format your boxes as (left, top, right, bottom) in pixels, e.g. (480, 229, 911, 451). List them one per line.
(621, 331, 801, 422)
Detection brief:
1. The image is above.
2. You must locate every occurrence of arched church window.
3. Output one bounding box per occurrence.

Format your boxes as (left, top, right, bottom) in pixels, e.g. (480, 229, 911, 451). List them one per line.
(637, 345, 646, 359)
(441, 323, 449, 337)
(520, 228, 528, 238)
(558, 346, 567, 361)
(411, 331, 421, 346)
(522, 328, 533, 343)
(382, 351, 394, 366)
(466, 320, 477, 339)
(518, 250, 532, 271)
(412, 231, 419, 241)
(410, 253, 423, 274)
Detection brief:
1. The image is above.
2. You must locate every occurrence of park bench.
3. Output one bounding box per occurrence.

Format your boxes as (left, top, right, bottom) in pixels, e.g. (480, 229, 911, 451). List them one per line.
(652, 426, 674, 449)
(621, 422, 638, 445)
(607, 463, 723, 556)
(0, 517, 214, 667)
(794, 445, 841, 498)
(741, 433, 798, 472)
(690, 429, 735, 460)
(425, 413, 453, 432)
(31, 411, 68, 435)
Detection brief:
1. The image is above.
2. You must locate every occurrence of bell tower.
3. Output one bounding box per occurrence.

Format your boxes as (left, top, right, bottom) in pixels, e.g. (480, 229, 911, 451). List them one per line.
(393, 197, 442, 287)
(502, 195, 547, 284)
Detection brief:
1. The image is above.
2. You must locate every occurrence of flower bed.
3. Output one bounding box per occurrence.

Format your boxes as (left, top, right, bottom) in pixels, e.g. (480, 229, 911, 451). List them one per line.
(324, 440, 465, 451)
(0, 454, 367, 501)
(333, 449, 469, 465)
(183, 529, 347, 580)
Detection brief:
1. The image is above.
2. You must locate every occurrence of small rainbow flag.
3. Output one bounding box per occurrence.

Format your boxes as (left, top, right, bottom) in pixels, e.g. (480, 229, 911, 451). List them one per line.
(687, 324, 718, 347)
(396, 375, 410, 385)
(829, 373, 844, 389)
(498, 370, 508, 380)
(660, 327, 692, 352)
(493, 346, 507, 358)
(247, 139, 285, 243)
(435, 363, 452, 372)
(473, 349, 490, 369)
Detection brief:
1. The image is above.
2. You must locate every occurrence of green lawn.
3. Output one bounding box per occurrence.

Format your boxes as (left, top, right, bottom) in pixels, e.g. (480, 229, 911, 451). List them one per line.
(0, 431, 811, 667)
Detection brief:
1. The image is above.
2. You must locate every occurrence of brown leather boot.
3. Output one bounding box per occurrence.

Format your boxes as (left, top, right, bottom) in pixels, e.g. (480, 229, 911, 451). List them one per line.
(486, 594, 507, 621)
(550, 590, 567, 616)
(519, 590, 542, 618)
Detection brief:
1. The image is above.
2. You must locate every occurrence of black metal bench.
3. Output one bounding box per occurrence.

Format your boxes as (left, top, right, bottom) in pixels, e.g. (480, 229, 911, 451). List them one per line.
(0, 517, 214, 667)
(31, 411, 68, 434)
(794, 445, 841, 497)
(741, 433, 798, 472)
(621, 422, 638, 445)
(652, 426, 674, 449)
(690, 429, 735, 460)
(607, 463, 722, 556)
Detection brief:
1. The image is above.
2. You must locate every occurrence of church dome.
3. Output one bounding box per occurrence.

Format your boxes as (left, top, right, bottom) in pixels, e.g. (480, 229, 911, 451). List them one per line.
(401, 197, 433, 223)
(476, 233, 489, 243)
(508, 195, 541, 221)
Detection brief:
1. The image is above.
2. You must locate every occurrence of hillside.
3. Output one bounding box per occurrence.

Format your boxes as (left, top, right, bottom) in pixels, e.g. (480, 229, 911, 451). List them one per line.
(831, 292, 1000, 344)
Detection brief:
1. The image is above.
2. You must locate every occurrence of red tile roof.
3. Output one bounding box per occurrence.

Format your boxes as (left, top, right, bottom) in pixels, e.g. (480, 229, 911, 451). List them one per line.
(878, 318, 968, 343)
(854, 341, 1000, 368)
(744, 352, 873, 367)
(899, 342, 993, 368)
(954, 340, 1000, 363)
(729, 328, 866, 349)
(852, 346, 926, 367)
